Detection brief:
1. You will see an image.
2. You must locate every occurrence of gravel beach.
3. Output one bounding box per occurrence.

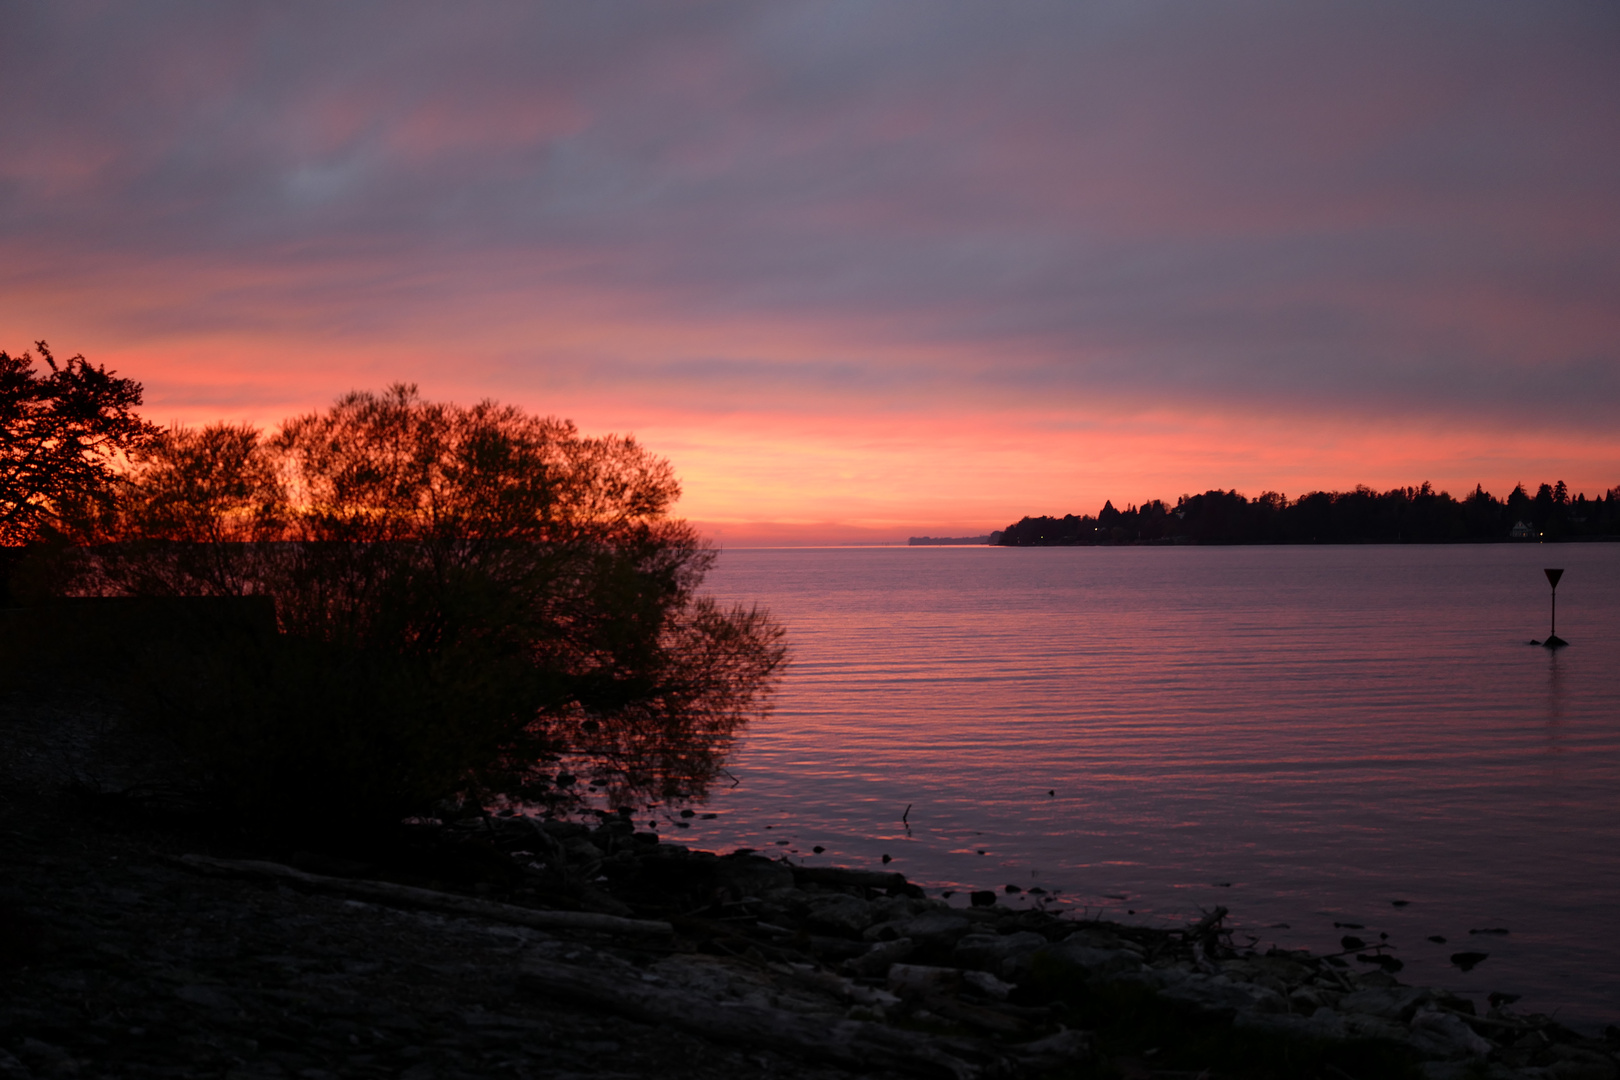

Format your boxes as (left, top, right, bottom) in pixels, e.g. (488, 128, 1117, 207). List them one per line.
(5, 690, 1617, 1080)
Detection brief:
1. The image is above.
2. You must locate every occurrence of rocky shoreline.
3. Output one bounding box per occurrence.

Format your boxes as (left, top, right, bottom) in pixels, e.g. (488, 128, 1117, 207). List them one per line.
(4, 693, 1618, 1079)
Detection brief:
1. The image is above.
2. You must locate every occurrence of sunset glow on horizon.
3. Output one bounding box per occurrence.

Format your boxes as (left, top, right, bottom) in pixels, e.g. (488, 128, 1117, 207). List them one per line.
(5, 2, 1617, 544)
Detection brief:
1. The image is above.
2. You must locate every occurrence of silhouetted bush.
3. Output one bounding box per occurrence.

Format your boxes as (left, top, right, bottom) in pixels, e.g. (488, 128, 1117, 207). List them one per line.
(52, 386, 785, 831)
(0, 342, 158, 548)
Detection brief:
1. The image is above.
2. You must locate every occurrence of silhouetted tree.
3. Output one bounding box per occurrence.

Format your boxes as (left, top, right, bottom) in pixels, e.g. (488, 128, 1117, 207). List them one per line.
(1507, 483, 1533, 526)
(66, 385, 786, 825)
(0, 342, 157, 546)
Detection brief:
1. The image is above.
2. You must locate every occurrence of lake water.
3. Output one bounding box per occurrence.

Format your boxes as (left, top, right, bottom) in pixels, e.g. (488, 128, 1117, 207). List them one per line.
(677, 543, 1620, 1029)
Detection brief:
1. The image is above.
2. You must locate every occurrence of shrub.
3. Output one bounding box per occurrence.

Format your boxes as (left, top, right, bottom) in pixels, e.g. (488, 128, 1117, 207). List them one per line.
(63, 386, 785, 830)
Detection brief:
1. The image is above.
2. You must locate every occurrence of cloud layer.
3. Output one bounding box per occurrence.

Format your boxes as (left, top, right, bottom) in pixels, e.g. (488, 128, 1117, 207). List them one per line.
(4, 2, 1617, 538)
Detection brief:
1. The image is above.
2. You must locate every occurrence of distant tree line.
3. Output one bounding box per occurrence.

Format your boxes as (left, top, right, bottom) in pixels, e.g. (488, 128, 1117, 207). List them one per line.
(998, 482, 1620, 546)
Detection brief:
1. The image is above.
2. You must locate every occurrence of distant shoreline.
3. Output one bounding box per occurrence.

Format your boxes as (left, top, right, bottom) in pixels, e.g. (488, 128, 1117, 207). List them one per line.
(996, 483, 1619, 548)
(993, 534, 1620, 548)
(723, 535, 1620, 550)
(889, 535, 1620, 549)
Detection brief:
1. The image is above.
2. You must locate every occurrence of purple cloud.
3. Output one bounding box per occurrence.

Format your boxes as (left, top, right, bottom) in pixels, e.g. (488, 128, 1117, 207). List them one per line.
(2, 0, 1617, 433)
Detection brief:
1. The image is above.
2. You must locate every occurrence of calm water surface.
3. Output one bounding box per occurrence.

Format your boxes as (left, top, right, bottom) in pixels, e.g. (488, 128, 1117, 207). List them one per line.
(678, 545, 1620, 1027)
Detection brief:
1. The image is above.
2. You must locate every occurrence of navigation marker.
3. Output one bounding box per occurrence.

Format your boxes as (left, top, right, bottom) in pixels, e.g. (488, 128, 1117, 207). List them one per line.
(1542, 568, 1567, 649)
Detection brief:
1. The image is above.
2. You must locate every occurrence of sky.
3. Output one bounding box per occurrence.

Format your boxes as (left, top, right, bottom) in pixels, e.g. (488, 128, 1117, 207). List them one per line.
(3, 1, 1618, 544)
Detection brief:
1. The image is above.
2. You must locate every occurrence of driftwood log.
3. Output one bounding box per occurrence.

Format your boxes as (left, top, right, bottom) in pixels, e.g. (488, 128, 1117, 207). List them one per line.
(520, 956, 986, 1080)
(175, 854, 673, 937)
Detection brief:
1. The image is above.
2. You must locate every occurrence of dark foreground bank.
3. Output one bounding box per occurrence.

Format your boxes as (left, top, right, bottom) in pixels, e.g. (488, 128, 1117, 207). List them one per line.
(4, 695, 1618, 1080)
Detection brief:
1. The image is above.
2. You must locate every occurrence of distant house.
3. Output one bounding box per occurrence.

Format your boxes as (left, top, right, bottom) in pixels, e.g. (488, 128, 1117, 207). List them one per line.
(1509, 521, 1535, 539)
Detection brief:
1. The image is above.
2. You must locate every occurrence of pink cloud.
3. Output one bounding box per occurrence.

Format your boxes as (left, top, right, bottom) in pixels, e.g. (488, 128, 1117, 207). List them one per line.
(2, 1, 1616, 542)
